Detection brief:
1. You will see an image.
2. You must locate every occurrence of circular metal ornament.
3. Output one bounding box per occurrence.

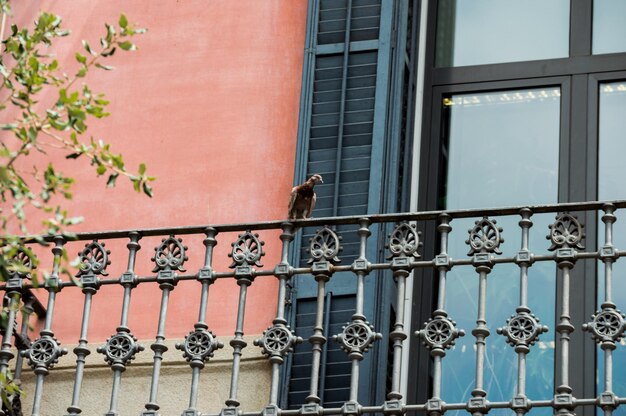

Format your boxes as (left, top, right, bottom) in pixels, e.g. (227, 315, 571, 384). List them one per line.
(25, 335, 65, 369)
(177, 329, 222, 362)
(498, 312, 547, 348)
(102, 333, 137, 364)
(308, 226, 342, 264)
(418, 316, 464, 351)
(255, 325, 300, 358)
(228, 231, 265, 268)
(152, 235, 188, 272)
(335, 321, 380, 354)
(77, 240, 111, 276)
(547, 213, 585, 251)
(9, 247, 36, 279)
(387, 223, 421, 259)
(466, 217, 504, 255)
(583, 309, 626, 344)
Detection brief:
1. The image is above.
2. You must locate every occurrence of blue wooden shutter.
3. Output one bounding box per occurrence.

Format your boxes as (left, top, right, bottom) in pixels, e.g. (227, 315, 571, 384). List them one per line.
(284, 0, 418, 408)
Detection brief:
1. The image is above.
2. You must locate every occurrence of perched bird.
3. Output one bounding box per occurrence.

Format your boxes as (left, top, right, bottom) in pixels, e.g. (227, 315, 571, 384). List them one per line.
(288, 174, 323, 220)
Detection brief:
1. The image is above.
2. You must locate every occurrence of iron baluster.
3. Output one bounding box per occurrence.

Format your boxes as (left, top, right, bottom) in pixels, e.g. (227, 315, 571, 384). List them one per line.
(548, 213, 585, 416)
(384, 220, 421, 414)
(333, 219, 381, 411)
(466, 217, 503, 416)
(496, 209, 548, 416)
(0, 248, 32, 375)
(221, 230, 265, 415)
(583, 204, 625, 415)
(24, 237, 68, 416)
(66, 240, 110, 416)
(303, 225, 341, 409)
(99, 232, 144, 416)
(0, 247, 36, 416)
(13, 294, 36, 385)
(142, 235, 187, 415)
(255, 223, 302, 414)
(417, 214, 463, 416)
(177, 227, 223, 416)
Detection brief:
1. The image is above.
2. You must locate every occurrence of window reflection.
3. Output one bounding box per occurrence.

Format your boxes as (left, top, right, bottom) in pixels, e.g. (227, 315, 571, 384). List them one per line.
(597, 81, 626, 408)
(593, 0, 626, 55)
(436, 0, 569, 67)
(440, 88, 559, 415)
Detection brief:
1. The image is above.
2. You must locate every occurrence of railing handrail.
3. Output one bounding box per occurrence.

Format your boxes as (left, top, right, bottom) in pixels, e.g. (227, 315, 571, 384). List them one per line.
(12, 199, 626, 242)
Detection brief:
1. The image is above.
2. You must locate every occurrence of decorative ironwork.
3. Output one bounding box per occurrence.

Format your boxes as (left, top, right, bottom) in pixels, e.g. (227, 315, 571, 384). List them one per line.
(98, 332, 143, 366)
(176, 329, 223, 363)
(466, 217, 504, 255)
(387, 222, 422, 259)
(8, 247, 36, 279)
(228, 231, 265, 268)
(334, 321, 380, 354)
(254, 325, 301, 358)
(23, 335, 66, 370)
(498, 312, 548, 348)
(583, 309, 626, 344)
(417, 316, 465, 351)
(77, 240, 111, 276)
(308, 226, 342, 264)
(547, 213, 585, 251)
(152, 235, 188, 272)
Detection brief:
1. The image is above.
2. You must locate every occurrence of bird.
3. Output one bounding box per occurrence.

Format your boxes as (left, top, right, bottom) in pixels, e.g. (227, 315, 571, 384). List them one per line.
(288, 174, 323, 220)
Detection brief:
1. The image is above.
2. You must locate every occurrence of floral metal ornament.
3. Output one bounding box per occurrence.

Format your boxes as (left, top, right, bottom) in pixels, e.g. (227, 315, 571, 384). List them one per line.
(8, 247, 37, 279)
(417, 315, 465, 351)
(176, 329, 223, 363)
(254, 325, 301, 360)
(334, 321, 381, 356)
(466, 217, 504, 255)
(228, 231, 265, 268)
(497, 312, 548, 349)
(98, 332, 144, 367)
(308, 226, 342, 264)
(387, 222, 422, 259)
(77, 240, 111, 276)
(583, 309, 626, 346)
(22, 334, 67, 371)
(152, 235, 188, 272)
(547, 213, 585, 251)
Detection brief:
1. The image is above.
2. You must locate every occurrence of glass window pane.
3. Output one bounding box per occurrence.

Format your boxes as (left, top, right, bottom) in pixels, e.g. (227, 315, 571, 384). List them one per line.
(440, 88, 560, 415)
(593, 0, 626, 55)
(436, 0, 569, 67)
(597, 81, 626, 401)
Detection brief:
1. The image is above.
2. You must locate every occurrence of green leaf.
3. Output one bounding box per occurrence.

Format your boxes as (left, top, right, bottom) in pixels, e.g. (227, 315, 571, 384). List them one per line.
(95, 63, 114, 71)
(82, 40, 95, 56)
(96, 165, 106, 175)
(65, 153, 82, 159)
(119, 14, 128, 29)
(142, 182, 153, 197)
(138, 163, 146, 175)
(75, 52, 87, 64)
(119, 41, 135, 51)
(106, 173, 118, 187)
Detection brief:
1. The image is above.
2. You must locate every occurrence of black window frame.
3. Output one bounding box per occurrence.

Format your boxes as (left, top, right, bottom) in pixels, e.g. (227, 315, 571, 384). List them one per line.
(408, 1, 626, 412)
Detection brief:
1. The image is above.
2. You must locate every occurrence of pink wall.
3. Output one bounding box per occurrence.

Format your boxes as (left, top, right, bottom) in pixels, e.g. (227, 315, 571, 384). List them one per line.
(9, 1, 307, 341)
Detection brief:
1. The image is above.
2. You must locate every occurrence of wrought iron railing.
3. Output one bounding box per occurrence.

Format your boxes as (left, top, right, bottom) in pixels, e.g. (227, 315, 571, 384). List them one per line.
(1, 201, 626, 416)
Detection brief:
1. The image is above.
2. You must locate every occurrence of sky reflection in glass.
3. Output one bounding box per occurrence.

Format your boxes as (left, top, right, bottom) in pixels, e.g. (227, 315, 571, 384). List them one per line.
(436, 0, 569, 67)
(440, 88, 559, 415)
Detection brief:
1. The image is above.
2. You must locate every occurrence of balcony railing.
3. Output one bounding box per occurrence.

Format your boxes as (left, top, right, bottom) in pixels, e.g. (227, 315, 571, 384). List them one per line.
(1, 200, 626, 416)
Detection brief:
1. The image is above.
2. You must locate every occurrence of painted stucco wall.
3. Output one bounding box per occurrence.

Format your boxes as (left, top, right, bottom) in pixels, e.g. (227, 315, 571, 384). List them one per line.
(6, 1, 307, 413)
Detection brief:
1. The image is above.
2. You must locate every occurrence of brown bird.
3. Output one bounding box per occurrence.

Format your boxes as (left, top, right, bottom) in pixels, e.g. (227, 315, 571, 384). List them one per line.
(288, 174, 323, 220)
